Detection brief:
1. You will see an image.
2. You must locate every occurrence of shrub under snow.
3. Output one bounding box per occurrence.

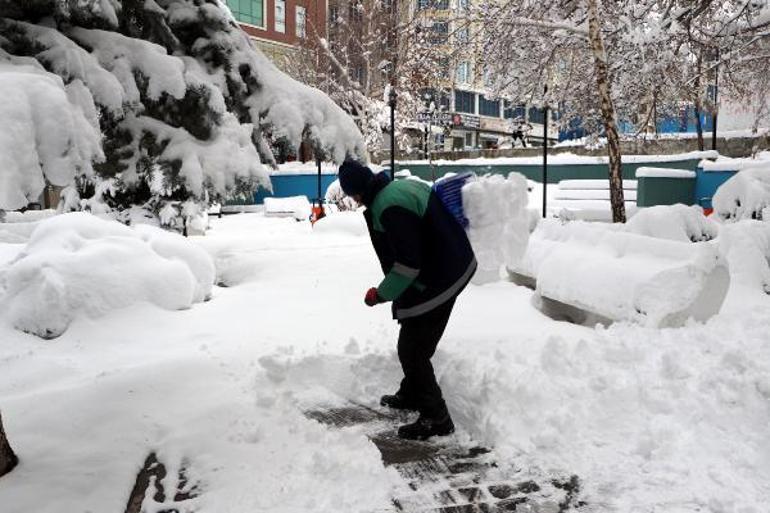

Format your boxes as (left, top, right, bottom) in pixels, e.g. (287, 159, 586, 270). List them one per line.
(712, 165, 770, 222)
(0, 213, 215, 339)
(625, 204, 719, 242)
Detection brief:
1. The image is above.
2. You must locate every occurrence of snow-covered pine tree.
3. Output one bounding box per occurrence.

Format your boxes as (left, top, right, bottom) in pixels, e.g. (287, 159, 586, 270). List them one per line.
(0, 411, 17, 478)
(0, 0, 364, 227)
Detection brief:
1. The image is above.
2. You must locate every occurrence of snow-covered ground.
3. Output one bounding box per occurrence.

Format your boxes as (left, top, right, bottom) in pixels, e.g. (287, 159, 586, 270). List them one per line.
(0, 212, 768, 513)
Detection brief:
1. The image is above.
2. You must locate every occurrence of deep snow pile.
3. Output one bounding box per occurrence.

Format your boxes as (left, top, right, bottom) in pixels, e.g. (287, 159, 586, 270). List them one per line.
(718, 220, 770, 294)
(0, 213, 214, 339)
(712, 165, 770, 221)
(0, 212, 768, 513)
(462, 173, 530, 283)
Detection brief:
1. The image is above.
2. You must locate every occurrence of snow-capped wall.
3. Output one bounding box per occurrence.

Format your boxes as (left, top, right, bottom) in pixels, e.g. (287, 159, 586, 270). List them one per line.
(0, 213, 215, 339)
(462, 173, 530, 284)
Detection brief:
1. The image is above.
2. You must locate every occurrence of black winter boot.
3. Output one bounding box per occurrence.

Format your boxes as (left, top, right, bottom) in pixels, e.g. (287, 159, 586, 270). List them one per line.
(397, 413, 455, 440)
(380, 393, 418, 411)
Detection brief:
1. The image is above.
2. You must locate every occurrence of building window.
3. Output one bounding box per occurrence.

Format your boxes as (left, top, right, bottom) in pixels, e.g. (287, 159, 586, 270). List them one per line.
(479, 95, 500, 117)
(417, 0, 448, 10)
(528, 106, 545, 124)
(455, 90, 475, 114)
(349, 1, 363, 22)
(457, 0, 469, 10)
(429, 21, 449, 44)
(296, 5, 306, 37)
(456, 26, 469, 43)
(224, 0, 265, 27)
(353, 66, 365, 85)
(329, 5, 339, 23)
(275, 0, 286, 32)
(504, 102, 526, 119)
(465, 132, 473, 147)
(455, 61, 471, 84)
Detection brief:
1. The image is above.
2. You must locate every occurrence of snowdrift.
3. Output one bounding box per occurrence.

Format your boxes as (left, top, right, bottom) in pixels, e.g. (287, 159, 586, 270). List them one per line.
(462, 173, 530, 284)
(0, 213, 215, 338)
(515, 220, 729, 327)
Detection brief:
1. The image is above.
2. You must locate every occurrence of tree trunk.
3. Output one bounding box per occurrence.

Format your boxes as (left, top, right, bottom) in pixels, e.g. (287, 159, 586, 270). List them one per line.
(0, 411, 18, 478)
(586, 0, 625, 223)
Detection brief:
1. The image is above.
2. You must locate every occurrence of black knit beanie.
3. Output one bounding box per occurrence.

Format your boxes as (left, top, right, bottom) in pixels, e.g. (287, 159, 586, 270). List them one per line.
(338, 160, 374, 197)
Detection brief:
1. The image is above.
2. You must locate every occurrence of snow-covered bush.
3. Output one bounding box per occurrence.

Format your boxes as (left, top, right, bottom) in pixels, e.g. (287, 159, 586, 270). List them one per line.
(0, 1, 364, 227)
(0, 213, 215, 339)
(462, 173, 530, 283)
(324, 179, 358, 212)
(625, 204, 719, 242)
(713, 166, 770, 222)
(0, 60, 103, 210)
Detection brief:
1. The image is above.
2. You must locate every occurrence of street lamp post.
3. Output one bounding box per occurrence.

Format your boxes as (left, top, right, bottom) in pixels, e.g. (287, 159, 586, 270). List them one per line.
(712, 47, 720, 151)
(542, 85, 549, 218)
(389, 86, 396, 180)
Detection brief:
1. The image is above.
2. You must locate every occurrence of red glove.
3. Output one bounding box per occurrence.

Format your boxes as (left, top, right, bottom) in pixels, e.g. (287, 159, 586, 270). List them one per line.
(364, 287, 381, 307)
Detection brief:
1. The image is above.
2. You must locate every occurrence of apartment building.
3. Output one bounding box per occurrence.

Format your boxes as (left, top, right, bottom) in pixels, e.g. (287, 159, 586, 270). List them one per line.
(223, 0, 327, 71)
(412, 0, 558, 151)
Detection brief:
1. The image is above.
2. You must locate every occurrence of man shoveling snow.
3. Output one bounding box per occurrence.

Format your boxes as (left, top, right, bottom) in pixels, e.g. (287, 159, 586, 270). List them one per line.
(338, 161, 477, 440)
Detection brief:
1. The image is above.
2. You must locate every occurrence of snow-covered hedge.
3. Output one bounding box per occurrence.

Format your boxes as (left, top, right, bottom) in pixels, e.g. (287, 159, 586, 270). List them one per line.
(520, 219, 729, 327)
(712, 165, 770, 222)
(0, 213, 215, 339)
(462, 173, 530, 283)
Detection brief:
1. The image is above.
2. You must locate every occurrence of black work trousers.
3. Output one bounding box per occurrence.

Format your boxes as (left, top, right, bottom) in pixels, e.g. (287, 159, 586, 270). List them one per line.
(396, 298, 456, 419)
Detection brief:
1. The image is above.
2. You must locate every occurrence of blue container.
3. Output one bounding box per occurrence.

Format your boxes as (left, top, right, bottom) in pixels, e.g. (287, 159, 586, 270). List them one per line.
(251, 174, 338, 204)
(432, 172, 474, 228)
(694, 167, 738, 209)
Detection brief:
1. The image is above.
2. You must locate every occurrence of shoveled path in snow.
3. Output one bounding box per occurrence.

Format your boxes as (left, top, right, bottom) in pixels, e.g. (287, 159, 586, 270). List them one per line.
(305, 400, 583, 513)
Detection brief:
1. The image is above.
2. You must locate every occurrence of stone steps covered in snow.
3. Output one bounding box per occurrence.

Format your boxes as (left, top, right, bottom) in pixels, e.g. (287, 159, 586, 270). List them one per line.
(509, 219, 730, 328)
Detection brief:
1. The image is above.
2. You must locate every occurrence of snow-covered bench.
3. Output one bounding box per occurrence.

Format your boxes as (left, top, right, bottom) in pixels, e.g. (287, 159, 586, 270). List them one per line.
(550, 179, 638, 221)
(509, 219, 729, 327)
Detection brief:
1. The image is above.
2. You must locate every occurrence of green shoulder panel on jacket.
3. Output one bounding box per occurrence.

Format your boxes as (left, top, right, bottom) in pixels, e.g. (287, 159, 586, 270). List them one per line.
(370, 179, 431, 231)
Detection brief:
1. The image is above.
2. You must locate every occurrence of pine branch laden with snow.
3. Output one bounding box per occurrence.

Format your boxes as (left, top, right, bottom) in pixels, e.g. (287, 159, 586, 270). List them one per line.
(0, 0, 364, 226)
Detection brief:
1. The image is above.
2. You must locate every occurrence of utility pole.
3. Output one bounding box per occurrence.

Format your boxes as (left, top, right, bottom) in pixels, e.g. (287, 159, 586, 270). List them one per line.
(542, 85, 548, 218)
(712, 47, 720, 152)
